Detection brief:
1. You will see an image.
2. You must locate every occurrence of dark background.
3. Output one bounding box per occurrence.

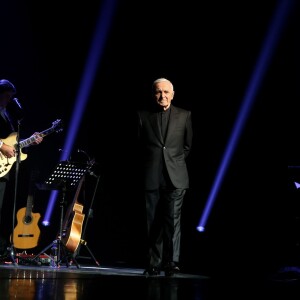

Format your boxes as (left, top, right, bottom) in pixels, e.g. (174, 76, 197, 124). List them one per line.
(0, 0, 297, 277)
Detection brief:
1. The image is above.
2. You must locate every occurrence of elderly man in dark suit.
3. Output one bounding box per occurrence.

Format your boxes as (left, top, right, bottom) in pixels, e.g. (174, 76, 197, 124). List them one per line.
(137, 78, 193, 276)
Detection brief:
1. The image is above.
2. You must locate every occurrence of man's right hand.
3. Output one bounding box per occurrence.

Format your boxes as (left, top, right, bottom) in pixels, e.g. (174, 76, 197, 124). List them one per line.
(0, 143, 16, 158)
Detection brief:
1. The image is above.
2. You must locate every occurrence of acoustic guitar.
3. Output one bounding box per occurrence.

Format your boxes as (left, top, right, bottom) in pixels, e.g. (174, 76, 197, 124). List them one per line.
(0, 119, 63, 178)
(11, 172, 41, 249)
(61, 176, 85, 253)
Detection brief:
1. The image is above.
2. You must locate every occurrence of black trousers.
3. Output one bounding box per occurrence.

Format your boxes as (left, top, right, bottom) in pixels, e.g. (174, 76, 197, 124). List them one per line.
(0, 177, 8, 228)
(145, 187, 186, 268)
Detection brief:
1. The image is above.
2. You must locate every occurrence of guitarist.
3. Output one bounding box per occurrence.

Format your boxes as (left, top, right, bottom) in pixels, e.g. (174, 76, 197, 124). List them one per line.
(0, 79, 43, 246)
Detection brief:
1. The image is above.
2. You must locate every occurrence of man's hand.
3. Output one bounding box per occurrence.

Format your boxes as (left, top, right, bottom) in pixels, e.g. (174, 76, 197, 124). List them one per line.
(0, 143, 16, 158)
(31, 132, 43, 145)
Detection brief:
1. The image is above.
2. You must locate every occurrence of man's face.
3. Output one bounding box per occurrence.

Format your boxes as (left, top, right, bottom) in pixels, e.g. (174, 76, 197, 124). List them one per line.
(153, 81, 174, 111)
(0, 91, 14, 107)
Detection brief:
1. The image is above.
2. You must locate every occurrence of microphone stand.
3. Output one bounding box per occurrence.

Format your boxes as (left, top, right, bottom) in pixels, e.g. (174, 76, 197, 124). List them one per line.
(8, 118, 22, 265)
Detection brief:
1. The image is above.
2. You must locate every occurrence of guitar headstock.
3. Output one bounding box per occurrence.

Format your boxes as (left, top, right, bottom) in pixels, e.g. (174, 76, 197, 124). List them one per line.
(52, 119, 63, 133)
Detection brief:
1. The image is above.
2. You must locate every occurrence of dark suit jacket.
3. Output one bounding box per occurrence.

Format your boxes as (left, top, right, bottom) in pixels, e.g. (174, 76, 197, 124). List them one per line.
(0, 112, 16, 140)
(137, 104, 193, 190)
(0, 110, 17, 181)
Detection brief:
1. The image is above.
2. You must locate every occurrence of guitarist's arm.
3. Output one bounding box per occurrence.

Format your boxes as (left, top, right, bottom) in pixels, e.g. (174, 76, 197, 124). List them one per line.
(23, 132, 43, 147)
(0, 132, 43, 158)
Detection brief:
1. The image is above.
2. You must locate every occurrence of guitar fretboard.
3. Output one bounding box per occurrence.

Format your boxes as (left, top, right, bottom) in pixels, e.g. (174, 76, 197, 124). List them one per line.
(19, 127, 57, 148)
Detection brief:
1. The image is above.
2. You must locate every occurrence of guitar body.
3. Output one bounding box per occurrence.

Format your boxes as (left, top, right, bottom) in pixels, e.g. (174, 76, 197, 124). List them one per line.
(62, 203, 85, 253)
(0, 132, 27, 177)
(0, 119, 62, 178)
(12, 206, 41, 249)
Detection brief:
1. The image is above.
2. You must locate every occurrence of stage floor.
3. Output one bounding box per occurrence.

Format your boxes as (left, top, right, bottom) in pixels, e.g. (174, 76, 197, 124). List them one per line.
(0, 259, 298, 299)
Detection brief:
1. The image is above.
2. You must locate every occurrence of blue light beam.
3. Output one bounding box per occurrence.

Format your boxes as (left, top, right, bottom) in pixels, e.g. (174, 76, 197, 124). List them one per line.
(42, 0, 118, 226)
(197, 0, 294, 232)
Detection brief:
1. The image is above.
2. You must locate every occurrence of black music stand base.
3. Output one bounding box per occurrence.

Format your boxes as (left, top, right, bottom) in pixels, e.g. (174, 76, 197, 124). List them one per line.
(32, 161, 89, 268)
(30, 239, 78, 268)
(30, 188, 79, 268)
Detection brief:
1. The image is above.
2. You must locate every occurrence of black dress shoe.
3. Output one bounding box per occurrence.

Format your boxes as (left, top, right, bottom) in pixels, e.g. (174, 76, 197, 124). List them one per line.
(143, 266, 161, 276)
(164, 262, 180, 276)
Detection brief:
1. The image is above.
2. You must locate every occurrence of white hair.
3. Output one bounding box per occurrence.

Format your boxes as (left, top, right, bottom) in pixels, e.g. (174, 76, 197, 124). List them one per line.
(152, 78, 174, 91)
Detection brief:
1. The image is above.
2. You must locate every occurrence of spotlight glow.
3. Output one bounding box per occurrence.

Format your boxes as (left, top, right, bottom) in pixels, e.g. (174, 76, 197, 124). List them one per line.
(196, 0, 294, 232)
(42, 0, 118, 226)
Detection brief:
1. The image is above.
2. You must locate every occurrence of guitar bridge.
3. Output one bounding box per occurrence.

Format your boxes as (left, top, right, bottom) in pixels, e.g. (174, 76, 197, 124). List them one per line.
(17, 234, 34, 237)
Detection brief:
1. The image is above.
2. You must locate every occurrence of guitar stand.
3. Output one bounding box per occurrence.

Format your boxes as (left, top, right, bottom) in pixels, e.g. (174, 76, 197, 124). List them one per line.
(74, 239, 99, 267)
(74, 171, 101, 267)
(32, 161, 89, 268)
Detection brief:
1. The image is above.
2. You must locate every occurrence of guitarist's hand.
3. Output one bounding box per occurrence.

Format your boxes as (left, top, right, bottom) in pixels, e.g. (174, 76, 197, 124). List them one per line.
(0, 143, 16, 158)
(30, 132, 43, 145)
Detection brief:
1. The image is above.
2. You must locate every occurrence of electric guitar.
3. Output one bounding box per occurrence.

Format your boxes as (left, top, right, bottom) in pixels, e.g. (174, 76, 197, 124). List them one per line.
(0, 119, 63, 178)
(61, 176, 85, 253)
(11, 171, 41, 249)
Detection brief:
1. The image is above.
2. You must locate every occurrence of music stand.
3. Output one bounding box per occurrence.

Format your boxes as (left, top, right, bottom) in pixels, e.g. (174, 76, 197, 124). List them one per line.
(31, 161, 89, 268)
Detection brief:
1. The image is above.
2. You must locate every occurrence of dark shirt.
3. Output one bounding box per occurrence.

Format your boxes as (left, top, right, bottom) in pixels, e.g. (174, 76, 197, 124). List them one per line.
(160, 107, 170, 140)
